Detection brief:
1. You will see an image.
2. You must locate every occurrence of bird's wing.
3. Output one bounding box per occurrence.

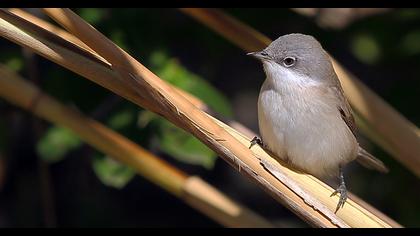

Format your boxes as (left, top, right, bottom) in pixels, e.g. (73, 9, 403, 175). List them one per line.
(330, 83, 388, 173)
(331, 85, 357, 137)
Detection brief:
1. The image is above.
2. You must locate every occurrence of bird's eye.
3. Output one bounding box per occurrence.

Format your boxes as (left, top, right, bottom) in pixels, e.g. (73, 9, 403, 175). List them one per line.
(283, 57, 296, 67)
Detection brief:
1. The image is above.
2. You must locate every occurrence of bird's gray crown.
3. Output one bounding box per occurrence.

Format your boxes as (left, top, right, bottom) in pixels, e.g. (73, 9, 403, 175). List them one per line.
(265, 33, 323, 55)
(261, 33, 336, 82)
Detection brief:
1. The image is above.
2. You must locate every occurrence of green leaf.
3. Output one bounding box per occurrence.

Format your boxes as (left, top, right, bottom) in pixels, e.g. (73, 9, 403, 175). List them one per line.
(138, 110, 217, 169)
(36, 126, 82, 163)
(351, 34, 381, 64)
(400, 30, 420, 55)
(149, 50, 233, 117)
(78, 8, 104, 25)
(92, 155, 135, 189)
(137, 109, 157, 128)
(5, 56, 23, 72)
(107, 109, 135, 130)
(110, 29, 129, 51)
(396, 9, 420, 21)
(144, 51, 228, 169)
(157, 115, 217, 169)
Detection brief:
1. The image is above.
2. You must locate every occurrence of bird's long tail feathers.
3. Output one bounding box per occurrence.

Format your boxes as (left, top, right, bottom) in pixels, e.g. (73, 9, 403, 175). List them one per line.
(356, 147, 389, 173)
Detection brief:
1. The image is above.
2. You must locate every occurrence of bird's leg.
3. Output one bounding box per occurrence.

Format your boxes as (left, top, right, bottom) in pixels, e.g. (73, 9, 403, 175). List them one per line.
(330, 166, 347, 213)
(249, 136, 263, 149)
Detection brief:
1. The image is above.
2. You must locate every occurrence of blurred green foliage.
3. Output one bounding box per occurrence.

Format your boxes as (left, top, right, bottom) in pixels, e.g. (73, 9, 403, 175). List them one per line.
(400, 30, 420, 55)
(5, 56, 23, 72)
(145, 50, 234, 169)
(36, 126, 82, 163)
(92, 155, 136, 189)
(139, 111, 217, 169)
(107, 108, 136, 130)
(0, 50, 23, 73)
(149, 50, 233, 117)
(351, 34, 381, 64)
(35, 47, 231, 186)
(78, 8, 105, 25)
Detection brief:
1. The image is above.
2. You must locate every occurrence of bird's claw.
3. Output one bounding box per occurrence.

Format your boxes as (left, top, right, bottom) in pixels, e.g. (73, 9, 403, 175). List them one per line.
(249, 136, 263, 149)
(331, 183, 347, 213)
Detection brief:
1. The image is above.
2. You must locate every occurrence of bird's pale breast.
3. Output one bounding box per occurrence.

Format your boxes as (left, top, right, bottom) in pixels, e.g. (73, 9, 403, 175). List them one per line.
(258, 75, 358, 178)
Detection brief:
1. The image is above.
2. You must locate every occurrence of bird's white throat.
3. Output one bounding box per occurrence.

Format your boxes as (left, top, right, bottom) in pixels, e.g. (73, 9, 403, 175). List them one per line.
(262, 61, 321, 91)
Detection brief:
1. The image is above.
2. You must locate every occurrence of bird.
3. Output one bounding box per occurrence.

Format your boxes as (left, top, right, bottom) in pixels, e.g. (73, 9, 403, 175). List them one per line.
(247, 33, 388, 213)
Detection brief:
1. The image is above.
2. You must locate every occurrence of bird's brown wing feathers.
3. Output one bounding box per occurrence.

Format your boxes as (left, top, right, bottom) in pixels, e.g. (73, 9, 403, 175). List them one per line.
(330, 84, 388, 173)
(333, 86, 357, 137)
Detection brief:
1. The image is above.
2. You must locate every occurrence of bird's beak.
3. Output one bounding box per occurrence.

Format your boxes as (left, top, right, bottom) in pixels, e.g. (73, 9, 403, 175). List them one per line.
(247, 51, 270, 60)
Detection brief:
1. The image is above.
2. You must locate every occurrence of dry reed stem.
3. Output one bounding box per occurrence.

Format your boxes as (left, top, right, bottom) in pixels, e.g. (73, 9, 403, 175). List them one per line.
(8, 8, 207, 112)
(0, 64, 273, 228)
(179, 8, 420, 177)
(0, 8, 397, 227)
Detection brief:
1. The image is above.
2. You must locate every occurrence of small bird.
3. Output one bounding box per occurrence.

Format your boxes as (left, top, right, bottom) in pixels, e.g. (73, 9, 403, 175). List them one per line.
(248, 33, 388, 213)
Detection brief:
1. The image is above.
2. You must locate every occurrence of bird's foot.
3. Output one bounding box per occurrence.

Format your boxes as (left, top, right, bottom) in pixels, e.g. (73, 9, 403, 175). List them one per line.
(249, 136, 263, 149)
(330, 167, 347, 213)
(330, 183, 347, 213)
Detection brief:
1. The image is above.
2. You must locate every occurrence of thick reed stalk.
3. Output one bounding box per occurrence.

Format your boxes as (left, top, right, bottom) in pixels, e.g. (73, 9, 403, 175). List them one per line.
(8, 8, 207, 113)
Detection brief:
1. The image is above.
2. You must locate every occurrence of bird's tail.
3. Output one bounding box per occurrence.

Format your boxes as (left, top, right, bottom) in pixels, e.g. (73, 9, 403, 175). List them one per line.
(356, 147, 389, 173)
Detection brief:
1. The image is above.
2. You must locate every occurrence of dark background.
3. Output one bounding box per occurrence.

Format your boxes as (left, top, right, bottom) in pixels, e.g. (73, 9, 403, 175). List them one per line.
(0, 8, 418, 227)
